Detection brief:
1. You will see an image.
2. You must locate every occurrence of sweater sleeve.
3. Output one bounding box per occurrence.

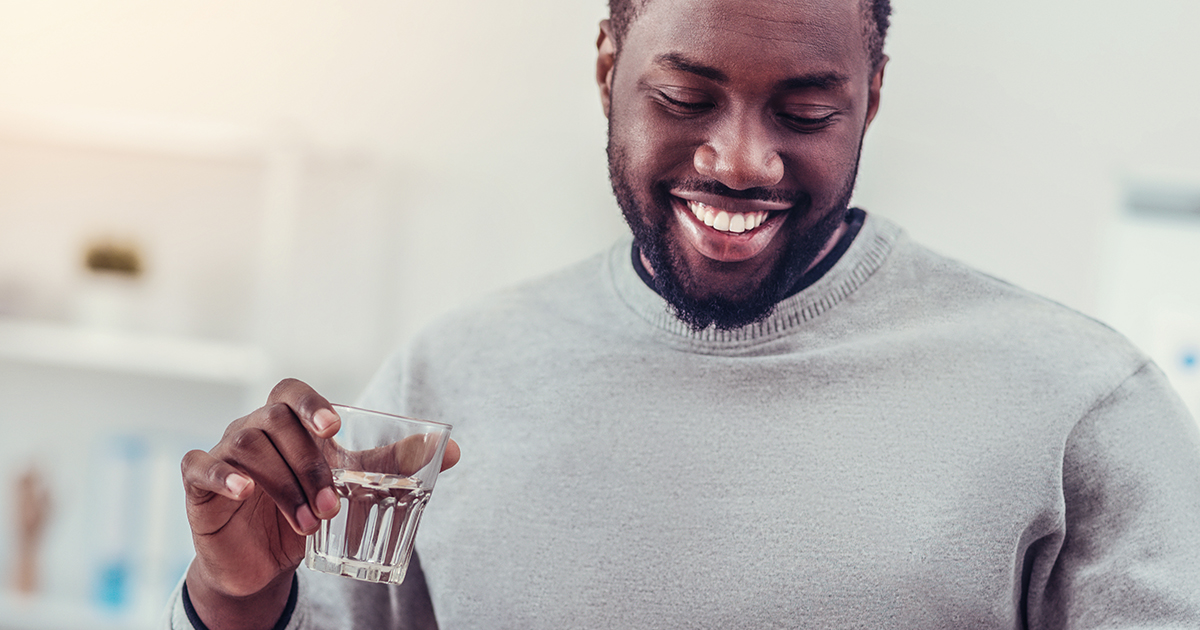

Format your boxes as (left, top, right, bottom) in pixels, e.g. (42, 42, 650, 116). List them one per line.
(163, 556, 438, 629)
(1027, 361, 1200, 628)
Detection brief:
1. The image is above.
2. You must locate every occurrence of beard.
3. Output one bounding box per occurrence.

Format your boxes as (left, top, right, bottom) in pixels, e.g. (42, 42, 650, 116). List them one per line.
(607, 137, 859, 332)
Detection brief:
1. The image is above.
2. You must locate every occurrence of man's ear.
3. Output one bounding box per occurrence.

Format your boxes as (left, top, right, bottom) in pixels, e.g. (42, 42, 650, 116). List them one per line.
(596, 19, 617, 119)
(864, 55, 887, 129)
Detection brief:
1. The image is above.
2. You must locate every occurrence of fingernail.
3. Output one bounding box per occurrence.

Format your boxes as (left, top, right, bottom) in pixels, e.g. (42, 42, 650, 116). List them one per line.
(316, 487, 339, 516)
(296, 504, 318, 533)
(313, 408, 338, 433)
(225, 474, 250, 496)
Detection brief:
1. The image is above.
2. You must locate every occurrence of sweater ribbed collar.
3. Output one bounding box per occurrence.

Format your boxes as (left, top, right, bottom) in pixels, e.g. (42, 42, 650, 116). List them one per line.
(607, 212, 901, 347)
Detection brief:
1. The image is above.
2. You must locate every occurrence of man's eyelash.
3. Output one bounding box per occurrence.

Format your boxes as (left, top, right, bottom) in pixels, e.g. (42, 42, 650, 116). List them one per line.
(657, 92, 710, 110)
(779, 112, 836, 129)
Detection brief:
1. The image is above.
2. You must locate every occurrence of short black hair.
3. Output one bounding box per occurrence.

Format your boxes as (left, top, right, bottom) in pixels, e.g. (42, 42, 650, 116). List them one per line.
(608, 0, 892, 71)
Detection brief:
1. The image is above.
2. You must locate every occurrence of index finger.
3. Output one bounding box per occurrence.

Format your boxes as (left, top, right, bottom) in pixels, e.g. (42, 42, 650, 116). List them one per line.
(267, 378, 341, 439)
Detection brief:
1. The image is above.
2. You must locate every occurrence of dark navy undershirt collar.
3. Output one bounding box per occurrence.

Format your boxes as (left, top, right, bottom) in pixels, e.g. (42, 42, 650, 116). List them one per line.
(631, 207, 867, 300)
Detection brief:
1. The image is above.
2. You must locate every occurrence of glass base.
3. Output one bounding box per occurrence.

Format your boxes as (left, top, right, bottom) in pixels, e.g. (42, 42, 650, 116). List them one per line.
(305, 551, 410, 585)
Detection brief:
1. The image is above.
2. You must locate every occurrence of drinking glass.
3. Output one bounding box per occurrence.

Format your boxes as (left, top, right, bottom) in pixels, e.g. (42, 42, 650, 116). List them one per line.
(304, 404, 452, 584)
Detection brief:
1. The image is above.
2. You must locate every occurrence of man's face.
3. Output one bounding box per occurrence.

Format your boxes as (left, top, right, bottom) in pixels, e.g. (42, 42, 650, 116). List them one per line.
(598, 0, 884, 329)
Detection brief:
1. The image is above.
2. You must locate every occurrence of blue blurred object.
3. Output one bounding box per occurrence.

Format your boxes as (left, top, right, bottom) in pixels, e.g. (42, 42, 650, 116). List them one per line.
(95, 561, 130, 608)
(91, 434, 148, 611)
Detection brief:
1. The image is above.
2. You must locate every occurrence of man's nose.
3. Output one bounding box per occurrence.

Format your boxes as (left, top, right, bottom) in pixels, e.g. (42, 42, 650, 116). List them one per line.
(693, 116, 784, 191)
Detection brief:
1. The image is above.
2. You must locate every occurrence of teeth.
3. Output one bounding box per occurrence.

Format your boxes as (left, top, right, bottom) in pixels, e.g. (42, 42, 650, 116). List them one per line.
(687, 201, 770, 234)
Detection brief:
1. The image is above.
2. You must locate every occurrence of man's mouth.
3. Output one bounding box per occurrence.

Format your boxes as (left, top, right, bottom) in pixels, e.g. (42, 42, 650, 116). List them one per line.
(670, 189, 794, 232)
(686, 200, 770, 234)
(667, 188, 795, 263)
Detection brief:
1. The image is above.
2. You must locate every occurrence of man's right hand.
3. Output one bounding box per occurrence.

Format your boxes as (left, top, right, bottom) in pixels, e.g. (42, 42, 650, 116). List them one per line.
(179, 378, 459, 630)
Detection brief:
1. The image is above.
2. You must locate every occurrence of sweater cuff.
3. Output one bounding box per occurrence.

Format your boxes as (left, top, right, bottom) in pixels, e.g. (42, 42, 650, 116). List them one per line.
(180, 574, 299, 630)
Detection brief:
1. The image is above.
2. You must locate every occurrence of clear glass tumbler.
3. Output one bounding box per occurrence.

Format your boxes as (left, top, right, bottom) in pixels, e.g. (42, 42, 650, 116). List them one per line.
(304, 404, 453, 584)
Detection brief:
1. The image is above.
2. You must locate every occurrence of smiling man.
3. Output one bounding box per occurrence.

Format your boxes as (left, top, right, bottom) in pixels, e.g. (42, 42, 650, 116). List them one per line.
(171, 0, 1200, 628)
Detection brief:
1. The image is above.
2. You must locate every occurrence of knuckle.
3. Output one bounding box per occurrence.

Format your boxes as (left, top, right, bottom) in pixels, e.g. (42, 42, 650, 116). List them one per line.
(263, 402, 296, 428)
(299, 460, 332, 488)
(273, 480, 306, 508)
(206, 456, 227, 475)
(269, 378, 300, 400)
(180, 450, 206, 480)
(220, 414, 249, 440)
(226, 427, 266, 456)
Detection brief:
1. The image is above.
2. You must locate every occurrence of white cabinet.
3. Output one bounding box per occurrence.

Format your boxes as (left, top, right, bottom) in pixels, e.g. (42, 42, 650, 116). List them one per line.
(0, 319, 266, 630)
(0, 109, 392, 629)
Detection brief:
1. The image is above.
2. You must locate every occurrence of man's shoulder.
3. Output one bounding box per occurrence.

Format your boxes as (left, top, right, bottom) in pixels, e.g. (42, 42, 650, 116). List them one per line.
(882, 224, 1147, 370)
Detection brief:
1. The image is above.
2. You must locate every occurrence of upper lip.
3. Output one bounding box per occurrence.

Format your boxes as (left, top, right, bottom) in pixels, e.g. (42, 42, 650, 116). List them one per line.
(669, 188, 794, 214)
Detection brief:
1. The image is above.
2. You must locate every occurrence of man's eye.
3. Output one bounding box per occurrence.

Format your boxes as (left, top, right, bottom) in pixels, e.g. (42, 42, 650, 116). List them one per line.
(655, 91, 712, 113)
(778, 112, 836, 132)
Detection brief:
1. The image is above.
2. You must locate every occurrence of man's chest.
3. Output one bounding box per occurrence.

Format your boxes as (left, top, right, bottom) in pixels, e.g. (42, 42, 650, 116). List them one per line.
(414, 347, 1068, 628)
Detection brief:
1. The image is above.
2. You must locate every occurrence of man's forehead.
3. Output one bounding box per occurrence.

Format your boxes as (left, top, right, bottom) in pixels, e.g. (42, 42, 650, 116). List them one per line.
(633, 0, 864, 34)
(625, 0, 869, 68)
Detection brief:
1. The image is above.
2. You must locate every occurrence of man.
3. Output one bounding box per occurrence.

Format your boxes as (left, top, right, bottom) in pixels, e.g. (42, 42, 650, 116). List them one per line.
(171, 0, 1200, 628)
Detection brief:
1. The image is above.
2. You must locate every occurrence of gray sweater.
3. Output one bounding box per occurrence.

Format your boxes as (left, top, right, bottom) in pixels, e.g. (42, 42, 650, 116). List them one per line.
(169, 213, 1200, 629)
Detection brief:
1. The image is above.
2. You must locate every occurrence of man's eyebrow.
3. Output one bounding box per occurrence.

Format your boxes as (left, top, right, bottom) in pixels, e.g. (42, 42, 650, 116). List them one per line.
(652, 53, 849, 92)
(774, 73, 849, 91)
(653, 53, 727, 82)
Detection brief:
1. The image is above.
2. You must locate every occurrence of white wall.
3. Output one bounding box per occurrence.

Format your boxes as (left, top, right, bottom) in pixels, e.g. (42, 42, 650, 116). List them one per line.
(854, 0, 1200, 316)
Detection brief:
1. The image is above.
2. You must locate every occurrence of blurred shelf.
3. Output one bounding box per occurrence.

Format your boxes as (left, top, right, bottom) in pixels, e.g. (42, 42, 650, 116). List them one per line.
(0, 318, 267, 386)
(0, 105, 368, 164)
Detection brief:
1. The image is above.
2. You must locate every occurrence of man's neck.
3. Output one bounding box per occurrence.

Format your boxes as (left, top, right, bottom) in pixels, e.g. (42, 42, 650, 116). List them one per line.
(806, 218, 850, 275)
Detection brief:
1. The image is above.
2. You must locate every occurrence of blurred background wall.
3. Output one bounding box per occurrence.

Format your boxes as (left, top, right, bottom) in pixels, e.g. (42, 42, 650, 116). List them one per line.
(0, 1, 1197, 628)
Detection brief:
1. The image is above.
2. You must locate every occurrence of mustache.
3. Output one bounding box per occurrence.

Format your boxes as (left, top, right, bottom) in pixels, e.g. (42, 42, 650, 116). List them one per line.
(663, 179, 808, 206)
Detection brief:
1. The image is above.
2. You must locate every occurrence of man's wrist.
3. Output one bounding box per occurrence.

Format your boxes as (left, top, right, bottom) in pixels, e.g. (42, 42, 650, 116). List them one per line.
(184, 566, 297, 630)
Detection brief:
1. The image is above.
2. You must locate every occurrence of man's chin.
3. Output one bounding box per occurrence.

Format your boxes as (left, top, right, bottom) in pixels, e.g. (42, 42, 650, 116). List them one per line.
(663, 291, 781, 331)
(644, 245, 788, 331)
(643, 207, 847, 331)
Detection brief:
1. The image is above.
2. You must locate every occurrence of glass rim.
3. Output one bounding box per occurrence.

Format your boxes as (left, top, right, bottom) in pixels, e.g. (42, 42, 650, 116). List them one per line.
(331, 403, 453, 431)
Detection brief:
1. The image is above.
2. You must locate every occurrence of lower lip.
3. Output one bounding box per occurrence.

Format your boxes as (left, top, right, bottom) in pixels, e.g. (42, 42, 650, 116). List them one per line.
(671, 198, 788, 263)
